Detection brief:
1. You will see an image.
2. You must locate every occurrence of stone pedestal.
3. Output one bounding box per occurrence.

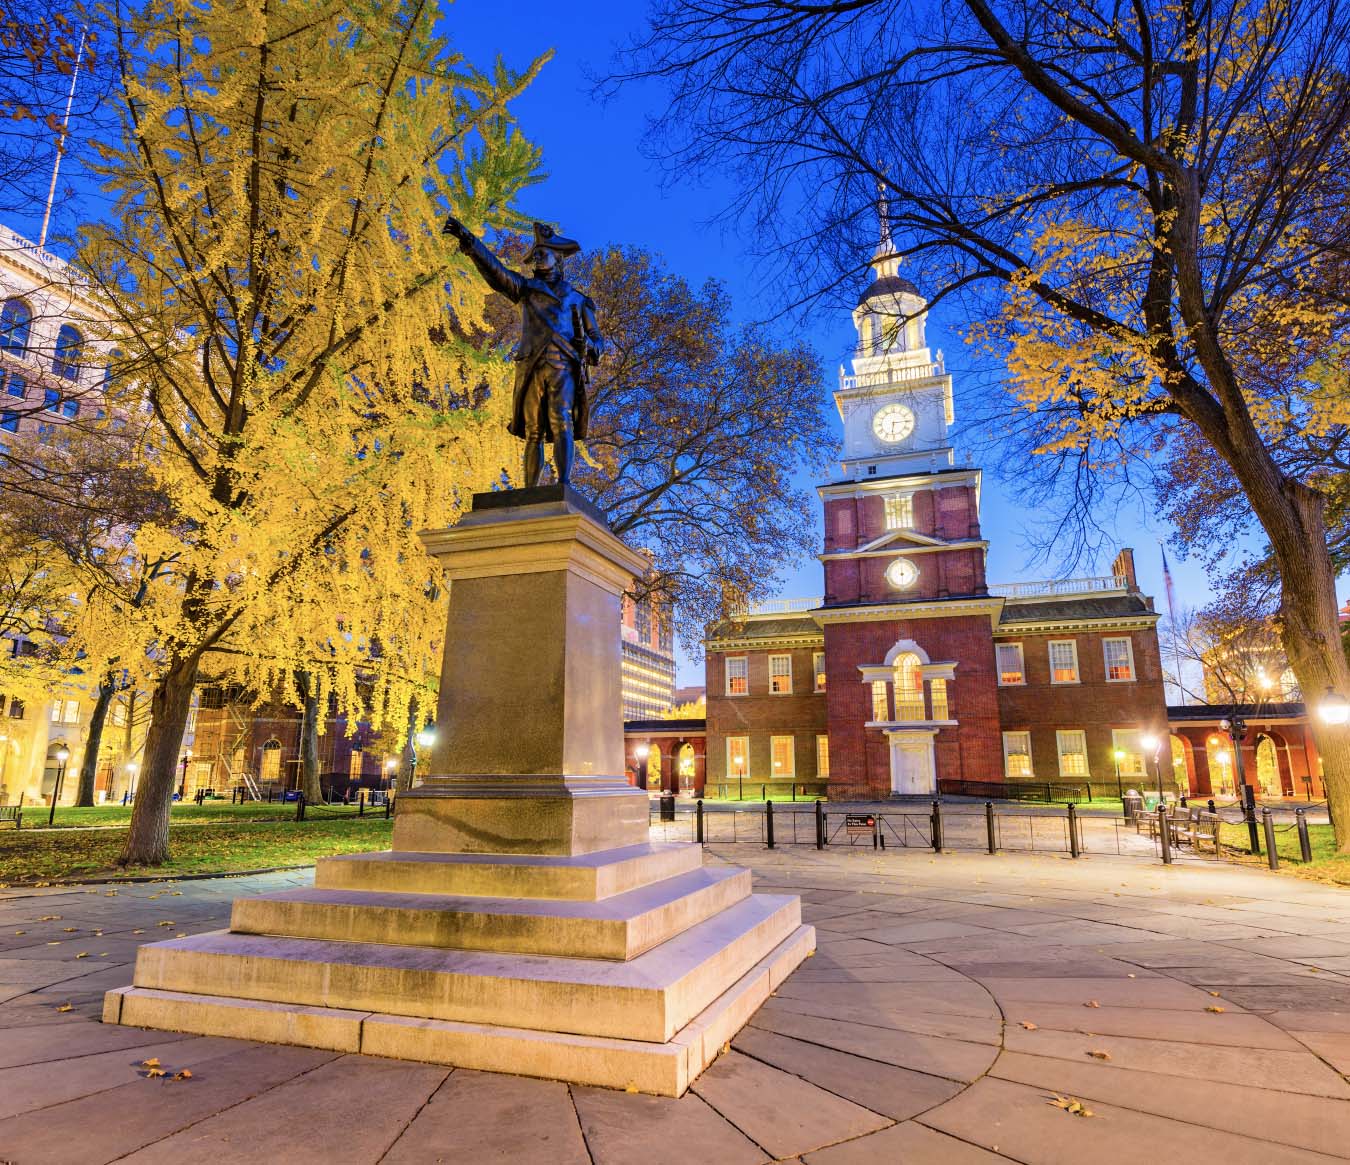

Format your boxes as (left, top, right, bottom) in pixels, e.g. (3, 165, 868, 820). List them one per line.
(104, 487, 813, 1096)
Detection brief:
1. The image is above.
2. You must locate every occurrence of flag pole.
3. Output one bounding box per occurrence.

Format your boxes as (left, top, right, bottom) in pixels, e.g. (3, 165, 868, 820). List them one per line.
(37, 25, 86, 250)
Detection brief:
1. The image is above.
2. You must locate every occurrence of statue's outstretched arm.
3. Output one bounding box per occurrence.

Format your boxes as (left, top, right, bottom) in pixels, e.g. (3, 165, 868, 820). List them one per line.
(444, 215, 524, 303)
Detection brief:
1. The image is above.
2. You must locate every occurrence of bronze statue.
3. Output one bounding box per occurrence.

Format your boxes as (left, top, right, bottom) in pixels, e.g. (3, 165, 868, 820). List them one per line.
(443, 216, 604, 487)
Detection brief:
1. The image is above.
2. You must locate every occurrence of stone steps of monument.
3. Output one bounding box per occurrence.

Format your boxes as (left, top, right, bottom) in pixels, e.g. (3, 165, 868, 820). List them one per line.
(127, 891, 802, 1044)
(230, 866, 751, 960)
(104, 921, 816, 1097)
(314, 840, 702, 901)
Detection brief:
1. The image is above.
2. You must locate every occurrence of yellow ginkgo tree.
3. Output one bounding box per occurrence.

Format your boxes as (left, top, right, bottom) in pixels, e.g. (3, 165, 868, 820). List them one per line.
(79, 0, 539, 864)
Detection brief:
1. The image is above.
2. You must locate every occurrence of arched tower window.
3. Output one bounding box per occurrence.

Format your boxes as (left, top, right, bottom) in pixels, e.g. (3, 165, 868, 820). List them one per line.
(52, 324, 83, 380)
(0, 299, 31, 355)
(893, 652, 924, 720)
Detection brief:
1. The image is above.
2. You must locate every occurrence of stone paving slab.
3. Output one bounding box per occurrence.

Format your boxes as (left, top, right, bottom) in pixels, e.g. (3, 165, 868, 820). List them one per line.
(5, 847, 1350, 1161)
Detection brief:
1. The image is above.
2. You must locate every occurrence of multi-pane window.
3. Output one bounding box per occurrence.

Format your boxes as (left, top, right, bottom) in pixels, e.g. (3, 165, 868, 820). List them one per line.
(1056, 730, 1089, 777)
(1112, 729, 1147, 777)
(870, 679, 889, 722)
(1103, 637, 1135, 682)
(726, 736, 749, 779)
(769, 654, 792, 694)
(883, 494, 913, 530)
(50, 700, 80, 725)
(893, 652, 925, 720)
(996, 642, 1025, 685)
(1002, 731, 1033, 779)
(930, 678, 949, 720)
(0, 410, 18, 433)
(8, 697, 24, 719)
(813, 652, 827, 692)
(2, 370, 24, 397)
(349, 750, 363, 780)
(1048, 640, 1080, 684)
(52, 324, 83, 380)
(43, 387, 60, 411)
(0, 299, 31, 354)
(816, 735, 830, 779)
(770, 735, 795, 779)
(725, 656, 748, 696)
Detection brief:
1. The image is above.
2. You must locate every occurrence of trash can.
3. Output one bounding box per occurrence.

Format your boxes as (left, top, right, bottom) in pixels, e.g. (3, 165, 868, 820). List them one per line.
(1122, 790, 1142, 826)
(659, 794, 676, 822)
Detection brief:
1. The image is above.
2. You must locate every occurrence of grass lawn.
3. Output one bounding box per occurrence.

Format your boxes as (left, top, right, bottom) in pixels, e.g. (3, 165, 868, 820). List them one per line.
(34, 801, 375, 829)
(0, 816, 393, 884)
(1217, 821, 1350, 885)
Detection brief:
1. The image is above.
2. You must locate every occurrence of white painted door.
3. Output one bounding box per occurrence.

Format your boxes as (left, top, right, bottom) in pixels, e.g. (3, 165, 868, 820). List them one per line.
(889, 735, 936, 796)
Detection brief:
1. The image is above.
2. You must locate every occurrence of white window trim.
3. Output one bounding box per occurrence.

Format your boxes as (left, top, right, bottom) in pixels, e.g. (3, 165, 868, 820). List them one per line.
(815, 734, 830, 779)
(725, 655, 748, 697)
(770, 735, 796, 779)
(726, 736, 749, 779)
(768, 653, 793, 695)
(996, 642, 1025, 687)
(1056, 729, 1089, 778)
(1103, 636, 1136, 683)
(1048, 639, 1080, 685)
(813, 652, 827, 693)
(1002, 731, 1033, 779)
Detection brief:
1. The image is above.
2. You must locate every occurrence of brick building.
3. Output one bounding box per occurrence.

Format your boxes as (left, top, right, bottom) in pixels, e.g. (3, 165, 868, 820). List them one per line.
(704, 222, 1169, 799)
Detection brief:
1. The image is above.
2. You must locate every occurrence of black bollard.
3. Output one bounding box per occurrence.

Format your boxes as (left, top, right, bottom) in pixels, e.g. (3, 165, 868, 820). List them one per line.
(1158, 805, 1172, 864)
(1067, 803, 1080, 858)
(1262, 807, 1279, 870)
(1297, 808, 1313, 863)
(986, 800, 997, 854)
(359, 791, 365, 817)
(696, 798, 704, 845)
(765, 800, 775, 849)
(815, 799, 825, 850)
(931, 800, 944, 853)
(295, 792, 306, 822)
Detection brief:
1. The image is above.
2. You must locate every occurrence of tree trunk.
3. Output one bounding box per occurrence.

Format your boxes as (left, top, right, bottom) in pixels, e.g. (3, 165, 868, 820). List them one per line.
(295, 670, 324, 803)
(74, 675, 116, 807)
(119, 654, 199, 866)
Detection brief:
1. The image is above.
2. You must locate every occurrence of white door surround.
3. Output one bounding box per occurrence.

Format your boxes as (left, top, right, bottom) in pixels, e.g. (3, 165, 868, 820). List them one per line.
(885, 728, 937, 796)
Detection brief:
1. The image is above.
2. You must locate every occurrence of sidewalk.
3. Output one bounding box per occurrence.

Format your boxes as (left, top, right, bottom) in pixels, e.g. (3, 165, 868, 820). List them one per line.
(3, 846, 1350, 1162)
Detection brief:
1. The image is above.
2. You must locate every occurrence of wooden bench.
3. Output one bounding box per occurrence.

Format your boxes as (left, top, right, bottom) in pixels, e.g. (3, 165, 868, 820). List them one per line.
(1173, 811, 1221, 854)
(0, 794, 23, 829)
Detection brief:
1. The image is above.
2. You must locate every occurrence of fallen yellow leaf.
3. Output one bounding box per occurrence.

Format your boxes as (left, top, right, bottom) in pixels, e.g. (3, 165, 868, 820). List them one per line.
(1019, 1021, 1038, 1030)
(172, 1069, 193, 1081)
(141, 1058, 161, 1068)
(56, 1003, 73, 1013)
(75, 952, 89, 959)
(1206, 1005, 1225, 1013)
(1084, 1000, 1100, 1008)
(1088, 1050, 1111, 1060)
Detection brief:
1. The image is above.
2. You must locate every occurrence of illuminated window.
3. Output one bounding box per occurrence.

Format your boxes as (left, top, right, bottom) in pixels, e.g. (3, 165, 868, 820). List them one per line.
(771, 735, 795, 779)
(996, 643, 1024, 685)
(893, 652, 925, 720)
(813, 652, 826, 692)
(883, 494, 913, 530)
(816, 735, 830, 778)
(870, 680, 889, 722)
(1112, 729, 1146, 777)
(111, 701, 127, 728)
(349, 750, 363, 780)
(725, 656, 748, 696)
(1048, 640, 1080, 684)
(1003, 731, 1033, 779)
(726, 735, 749, 779)
(769, 654, 792, 694)
(1103, 637, 1135, 682)
(930, 678, 949, 720)
(1056, 730, 1088, 777)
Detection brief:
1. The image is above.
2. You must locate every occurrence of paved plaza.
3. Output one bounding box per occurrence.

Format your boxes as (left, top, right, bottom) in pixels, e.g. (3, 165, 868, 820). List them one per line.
(3, 845, 1350, 1162)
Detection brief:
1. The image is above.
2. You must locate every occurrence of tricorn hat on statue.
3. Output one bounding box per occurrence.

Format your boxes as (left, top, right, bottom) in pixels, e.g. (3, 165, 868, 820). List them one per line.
(528, 221, 580, 257)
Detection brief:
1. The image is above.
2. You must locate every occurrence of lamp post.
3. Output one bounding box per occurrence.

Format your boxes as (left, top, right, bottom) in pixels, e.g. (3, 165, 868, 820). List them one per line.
(1220, 714, 1260, 853)
(1141, 733, 1162, 805)
(409, 728, 436, 790)
(1112, 748, 1125, 803)
(47, 747, 70, 826)
(125, 761, 139, 804)
(634, 743, 649, 791)
(179, 749, 192, 798)
(384, 757, 398, 794)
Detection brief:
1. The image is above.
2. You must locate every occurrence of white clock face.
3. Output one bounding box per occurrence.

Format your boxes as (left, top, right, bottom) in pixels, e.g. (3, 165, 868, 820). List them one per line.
(885, 557, 919, 590)
(872, 403, 915, 444)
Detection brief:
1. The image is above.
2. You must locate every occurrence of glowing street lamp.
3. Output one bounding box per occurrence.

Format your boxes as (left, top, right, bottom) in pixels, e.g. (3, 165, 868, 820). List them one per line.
(634, 743, 650, 791)
(1112, 748, 1126, 803)
(409, 728, 436, 789)
(1319, 688, 1350, 726)
(1141, 733, 1163, 802)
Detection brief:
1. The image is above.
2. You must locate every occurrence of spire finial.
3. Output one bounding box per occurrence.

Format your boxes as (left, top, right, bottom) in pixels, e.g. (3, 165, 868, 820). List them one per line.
(876, 167, 892, 253)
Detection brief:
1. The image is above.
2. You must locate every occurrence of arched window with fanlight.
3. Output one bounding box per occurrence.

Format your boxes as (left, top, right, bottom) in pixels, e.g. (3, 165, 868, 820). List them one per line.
(0, 299, 31, 355)
(52, 324, 83, 380)
(893, 652, 925, 721)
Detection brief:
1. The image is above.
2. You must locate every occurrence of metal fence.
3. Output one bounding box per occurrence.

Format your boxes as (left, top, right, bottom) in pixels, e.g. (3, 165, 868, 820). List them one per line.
(645, 798, 1319, 867)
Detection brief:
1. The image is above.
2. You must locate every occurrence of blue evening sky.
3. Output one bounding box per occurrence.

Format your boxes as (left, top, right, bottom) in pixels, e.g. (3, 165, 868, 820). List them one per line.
(23, 0, 1327, 694)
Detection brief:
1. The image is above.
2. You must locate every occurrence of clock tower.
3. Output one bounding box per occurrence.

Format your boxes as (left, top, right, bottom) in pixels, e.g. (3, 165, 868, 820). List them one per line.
(813, 206, 1002, 797)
